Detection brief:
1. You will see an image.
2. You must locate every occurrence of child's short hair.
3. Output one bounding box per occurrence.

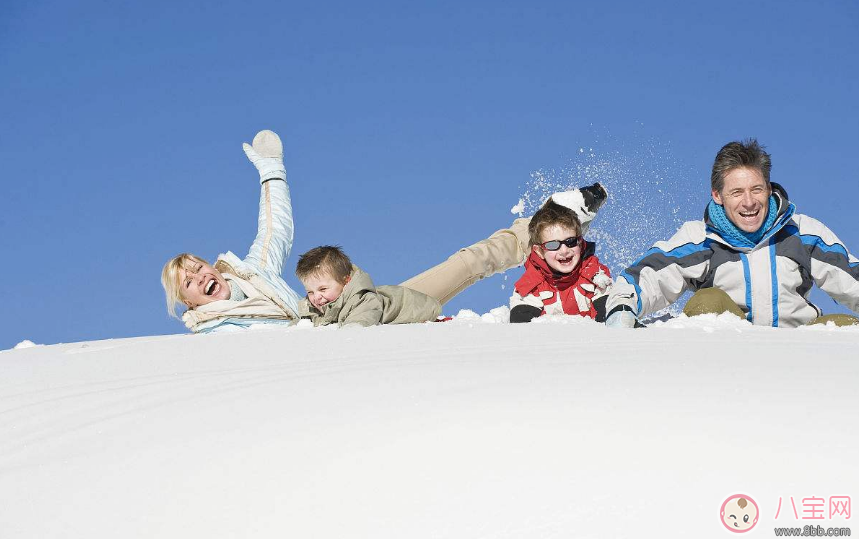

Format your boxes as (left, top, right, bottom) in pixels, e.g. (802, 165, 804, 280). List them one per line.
(296, 246, 352, 284)
(161, 253, 209, 318)
(528, 199, 583, 246)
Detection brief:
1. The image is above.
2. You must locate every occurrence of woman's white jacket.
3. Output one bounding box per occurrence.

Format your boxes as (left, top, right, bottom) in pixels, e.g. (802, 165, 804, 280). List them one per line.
(182, 177, 304, 333)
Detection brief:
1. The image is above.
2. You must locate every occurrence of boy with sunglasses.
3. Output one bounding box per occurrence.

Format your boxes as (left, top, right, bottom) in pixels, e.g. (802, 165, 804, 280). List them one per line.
(510, 192, 612, 323)
(295, 184, 609, 327)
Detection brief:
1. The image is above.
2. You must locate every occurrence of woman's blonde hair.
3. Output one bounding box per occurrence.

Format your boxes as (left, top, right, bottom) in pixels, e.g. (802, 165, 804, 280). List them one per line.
(161, 253, 208, 318)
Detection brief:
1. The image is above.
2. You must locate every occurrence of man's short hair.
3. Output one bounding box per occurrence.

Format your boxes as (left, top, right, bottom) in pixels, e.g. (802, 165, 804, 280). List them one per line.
(295, 245, 352, 284)
(711, 139, 772, 193)
(528, 199, 583, 247)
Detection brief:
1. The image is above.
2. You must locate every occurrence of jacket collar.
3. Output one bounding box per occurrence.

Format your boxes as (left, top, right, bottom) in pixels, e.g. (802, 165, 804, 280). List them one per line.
(515, 240, 600, 295)
(305, 265, 374, 317)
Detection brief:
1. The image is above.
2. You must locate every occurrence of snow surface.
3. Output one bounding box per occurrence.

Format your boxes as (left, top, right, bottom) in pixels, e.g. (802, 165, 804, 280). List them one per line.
(1, 315, 857, 538)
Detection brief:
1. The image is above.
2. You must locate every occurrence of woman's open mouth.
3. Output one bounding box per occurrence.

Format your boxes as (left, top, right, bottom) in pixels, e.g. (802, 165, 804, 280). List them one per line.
(205, 279, 220, 296)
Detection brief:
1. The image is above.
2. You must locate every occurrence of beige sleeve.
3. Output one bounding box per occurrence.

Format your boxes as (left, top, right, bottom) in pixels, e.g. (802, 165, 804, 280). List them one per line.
(400, 217, 531, 305)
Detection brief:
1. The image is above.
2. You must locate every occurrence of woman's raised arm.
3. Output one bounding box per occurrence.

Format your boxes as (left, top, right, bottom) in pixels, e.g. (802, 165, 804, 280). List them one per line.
(242, 130, 294, 276)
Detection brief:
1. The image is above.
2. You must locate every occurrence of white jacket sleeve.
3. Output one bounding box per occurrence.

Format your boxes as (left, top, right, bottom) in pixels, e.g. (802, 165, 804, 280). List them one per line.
(244, 178, 294, 276)
(607, 221, 712, 317)
(799, 215, 859, 314)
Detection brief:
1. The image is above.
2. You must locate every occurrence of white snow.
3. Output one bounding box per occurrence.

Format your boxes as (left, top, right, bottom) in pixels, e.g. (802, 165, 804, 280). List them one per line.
(1, 317, 857, 538)
(12, 339, 37, 349)
(510, 198, 525, 216)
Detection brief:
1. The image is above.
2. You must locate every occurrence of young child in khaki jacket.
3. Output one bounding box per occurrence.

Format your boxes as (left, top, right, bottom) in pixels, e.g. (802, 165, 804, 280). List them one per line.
(296, 246, 441, 327)
(296, 183, 609, 328)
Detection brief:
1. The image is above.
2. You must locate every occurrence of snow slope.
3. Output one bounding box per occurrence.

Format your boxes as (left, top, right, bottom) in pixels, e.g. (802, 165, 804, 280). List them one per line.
(1, 316, 857, 538)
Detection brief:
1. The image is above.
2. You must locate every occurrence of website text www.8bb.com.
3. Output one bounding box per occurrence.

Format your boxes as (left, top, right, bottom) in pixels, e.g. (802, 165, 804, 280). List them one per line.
(772, 525, 850, 536)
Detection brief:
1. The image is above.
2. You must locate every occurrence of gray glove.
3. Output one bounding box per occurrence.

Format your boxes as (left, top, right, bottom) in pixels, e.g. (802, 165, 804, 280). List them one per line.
(605, 309, 638, 328)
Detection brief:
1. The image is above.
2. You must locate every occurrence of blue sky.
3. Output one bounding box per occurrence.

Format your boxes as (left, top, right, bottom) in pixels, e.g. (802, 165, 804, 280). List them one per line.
(2, 0, 857, 347)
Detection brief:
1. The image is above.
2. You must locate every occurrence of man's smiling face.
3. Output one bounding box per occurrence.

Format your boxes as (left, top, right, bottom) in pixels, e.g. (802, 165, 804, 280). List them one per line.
(179, 259, 231, 308)
(712, 167, 772, 233)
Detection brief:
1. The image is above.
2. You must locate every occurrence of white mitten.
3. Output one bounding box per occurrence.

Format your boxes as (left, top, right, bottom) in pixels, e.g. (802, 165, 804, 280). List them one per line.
(549, 182, 608, 236)
(243, 129, 286, 183)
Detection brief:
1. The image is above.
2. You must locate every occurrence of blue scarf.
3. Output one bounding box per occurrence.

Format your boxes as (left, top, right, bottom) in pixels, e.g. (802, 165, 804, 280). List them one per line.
(708, 196, 778, 248)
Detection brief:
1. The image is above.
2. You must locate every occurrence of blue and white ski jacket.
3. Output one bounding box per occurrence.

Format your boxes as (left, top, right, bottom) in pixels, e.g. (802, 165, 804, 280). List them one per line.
(183, 177, 304, 333)
(606, 184, 859, 327)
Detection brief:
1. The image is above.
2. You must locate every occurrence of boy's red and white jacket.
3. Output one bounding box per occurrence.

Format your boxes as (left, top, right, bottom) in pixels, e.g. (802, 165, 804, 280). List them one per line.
(509, 242, 613, 323)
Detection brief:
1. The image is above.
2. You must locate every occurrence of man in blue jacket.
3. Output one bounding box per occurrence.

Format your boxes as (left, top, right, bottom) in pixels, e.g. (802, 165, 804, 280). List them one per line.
(605, 139, 859, 328)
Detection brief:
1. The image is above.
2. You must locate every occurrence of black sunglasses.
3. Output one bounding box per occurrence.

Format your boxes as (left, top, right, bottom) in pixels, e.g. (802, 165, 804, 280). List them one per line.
(541, 236, 581, 251)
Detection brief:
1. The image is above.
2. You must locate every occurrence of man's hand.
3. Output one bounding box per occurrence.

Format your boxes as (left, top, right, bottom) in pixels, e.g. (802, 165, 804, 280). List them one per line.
(605, 309, 638, 328)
